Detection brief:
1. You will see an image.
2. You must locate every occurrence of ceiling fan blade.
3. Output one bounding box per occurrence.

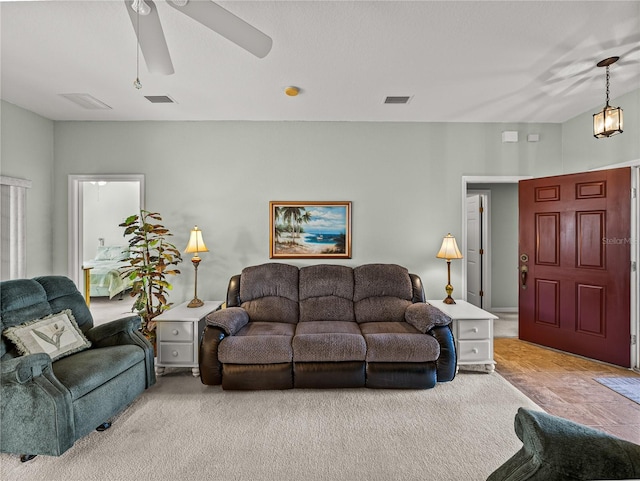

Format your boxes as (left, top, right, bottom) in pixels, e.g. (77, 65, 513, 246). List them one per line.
(167, 0, 272, 58)
(125, 0, 174, 75)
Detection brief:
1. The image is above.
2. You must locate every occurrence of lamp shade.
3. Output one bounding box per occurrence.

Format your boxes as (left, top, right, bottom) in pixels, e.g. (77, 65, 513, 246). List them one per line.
(593, 105, 623, 138)
(436, 234, 463, 260)
(184, 226, 209, 254)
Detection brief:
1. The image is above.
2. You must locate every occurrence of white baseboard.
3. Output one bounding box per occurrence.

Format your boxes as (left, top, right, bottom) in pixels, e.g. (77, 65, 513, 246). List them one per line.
(490, 307, 518, 313)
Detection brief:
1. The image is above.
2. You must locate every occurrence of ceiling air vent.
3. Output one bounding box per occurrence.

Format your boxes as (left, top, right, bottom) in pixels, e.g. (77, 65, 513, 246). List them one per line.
(384, 96, 411, 104)
(59, 93, 112, 110)
(144, 95, 175, 104)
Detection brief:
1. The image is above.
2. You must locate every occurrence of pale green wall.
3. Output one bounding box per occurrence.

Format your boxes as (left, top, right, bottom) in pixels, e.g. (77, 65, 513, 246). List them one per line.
(4, 89, 636, 304)
(562, 88, 640, 171)
(52, 121, 562, 302)
(0, 100, 54, 277)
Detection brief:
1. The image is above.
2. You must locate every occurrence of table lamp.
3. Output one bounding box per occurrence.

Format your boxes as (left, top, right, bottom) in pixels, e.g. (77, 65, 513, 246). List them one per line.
(184, 225, 209, 308)
(436, 233, 463, 304)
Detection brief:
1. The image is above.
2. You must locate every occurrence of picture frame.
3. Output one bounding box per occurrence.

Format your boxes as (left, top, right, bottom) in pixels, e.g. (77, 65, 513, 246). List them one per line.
(270, 201, 352, 259)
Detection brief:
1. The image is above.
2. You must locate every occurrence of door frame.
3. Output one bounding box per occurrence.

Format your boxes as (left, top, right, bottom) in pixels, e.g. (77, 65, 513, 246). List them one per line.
(68, 174, 145, 289)
(589, 160, 639, 371)
(461, 175, 533, 312)
(465, 190, 490, 309)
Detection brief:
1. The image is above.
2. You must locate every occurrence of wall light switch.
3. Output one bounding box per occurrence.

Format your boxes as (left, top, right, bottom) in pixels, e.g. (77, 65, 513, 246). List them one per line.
(527, 134, 540, 142)
(502, 131, 518, 143)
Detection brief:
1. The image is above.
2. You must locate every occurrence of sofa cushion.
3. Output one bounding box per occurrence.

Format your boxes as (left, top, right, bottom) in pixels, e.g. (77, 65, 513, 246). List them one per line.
(52, 345, 145, 400)
(218, 322, 295, 364)
(353, 264, 413, 323)
(293, 321, 366, 362)
(240, 263, 299, 324)
(299, 265, 354, 322)
(359, 322, 440, 362)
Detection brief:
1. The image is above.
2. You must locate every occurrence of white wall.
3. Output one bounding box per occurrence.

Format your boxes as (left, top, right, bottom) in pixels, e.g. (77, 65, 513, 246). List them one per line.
(0, 100, 54, 277)
(82, 181, 140, 261)
(52, 121, 564, 302)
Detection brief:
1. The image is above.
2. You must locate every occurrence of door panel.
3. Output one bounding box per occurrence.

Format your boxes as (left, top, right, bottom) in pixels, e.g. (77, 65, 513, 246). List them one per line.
(466, 194, 483, 308)
(519, 167, 631, 367)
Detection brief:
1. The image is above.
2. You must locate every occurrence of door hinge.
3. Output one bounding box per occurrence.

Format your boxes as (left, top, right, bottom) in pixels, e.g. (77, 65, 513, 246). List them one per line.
(479, 290, 484, 297)
(632, 187, 637, 199)
(479, 206, 484, 213)
(632, 261, 637, 272)
(632, 334, 637, 346)
(479, 248, 484, 255)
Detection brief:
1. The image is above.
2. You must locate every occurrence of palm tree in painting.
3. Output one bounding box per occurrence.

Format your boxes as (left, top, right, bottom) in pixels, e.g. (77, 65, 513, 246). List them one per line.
(280, 207, 306, 242)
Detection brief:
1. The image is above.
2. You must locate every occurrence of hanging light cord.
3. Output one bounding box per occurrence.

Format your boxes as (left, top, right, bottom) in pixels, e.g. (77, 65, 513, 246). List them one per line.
(134, 2, 142, 89)
(604, 65, 610, 106)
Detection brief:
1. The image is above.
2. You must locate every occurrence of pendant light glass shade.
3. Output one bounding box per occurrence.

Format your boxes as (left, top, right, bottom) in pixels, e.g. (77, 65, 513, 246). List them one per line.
(593, 57, 623, 138)
(593, 105, 623, 138)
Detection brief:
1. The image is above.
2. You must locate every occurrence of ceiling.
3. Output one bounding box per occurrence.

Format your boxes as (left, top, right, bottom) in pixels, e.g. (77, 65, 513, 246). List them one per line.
(1, 0, 639, 123)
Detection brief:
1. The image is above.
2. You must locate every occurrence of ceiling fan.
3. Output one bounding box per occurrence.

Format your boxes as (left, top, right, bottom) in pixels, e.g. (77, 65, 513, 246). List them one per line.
(125, 0, 273, 76)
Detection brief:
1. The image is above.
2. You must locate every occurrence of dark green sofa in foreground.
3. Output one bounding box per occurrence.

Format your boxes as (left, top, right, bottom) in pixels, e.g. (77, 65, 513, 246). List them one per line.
(487, 408, 640, 481)
(0, 276, 155, 460)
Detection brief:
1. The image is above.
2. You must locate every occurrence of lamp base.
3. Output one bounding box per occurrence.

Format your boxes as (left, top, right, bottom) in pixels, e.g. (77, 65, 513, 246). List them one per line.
(187, 298, 204, 308)
(443, 295, 456, 305)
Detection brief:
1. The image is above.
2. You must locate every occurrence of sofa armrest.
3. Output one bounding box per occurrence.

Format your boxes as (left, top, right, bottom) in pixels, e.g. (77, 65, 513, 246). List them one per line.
(85, 316, 156, 389)
(1, 354, 75, 456)
(429, 325, 457, 382)
(1, 353, 52, 384)
(487, 408, 640, 481)
(405, 302, 453, 333)
(199, 326, 226, 385)
(85, 316, 141, 344)
(205, 307, 249, 336)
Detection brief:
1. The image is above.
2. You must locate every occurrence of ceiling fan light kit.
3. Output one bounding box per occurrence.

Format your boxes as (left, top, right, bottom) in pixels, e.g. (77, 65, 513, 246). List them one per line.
(593, 56, 623, 139)
(131, 0, 151, 16)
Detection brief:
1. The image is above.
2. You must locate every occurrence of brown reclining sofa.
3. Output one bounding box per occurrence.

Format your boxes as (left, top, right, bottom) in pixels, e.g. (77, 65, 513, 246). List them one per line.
(199, 263, 456, 390)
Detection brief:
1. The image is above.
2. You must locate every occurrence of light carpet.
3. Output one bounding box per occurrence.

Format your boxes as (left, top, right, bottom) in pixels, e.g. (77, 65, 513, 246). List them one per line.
(1, 371, 541, 481)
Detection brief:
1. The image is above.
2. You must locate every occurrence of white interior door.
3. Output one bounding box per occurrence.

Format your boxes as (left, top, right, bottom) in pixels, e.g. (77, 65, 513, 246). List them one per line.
(466, 194, 483, 307)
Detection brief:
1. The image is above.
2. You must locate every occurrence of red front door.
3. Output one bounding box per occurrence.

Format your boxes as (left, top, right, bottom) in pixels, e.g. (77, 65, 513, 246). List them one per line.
(518, 167, 631, 367)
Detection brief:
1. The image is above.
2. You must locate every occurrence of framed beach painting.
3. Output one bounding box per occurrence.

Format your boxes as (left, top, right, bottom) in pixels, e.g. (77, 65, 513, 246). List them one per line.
(270, 201, 352, 259)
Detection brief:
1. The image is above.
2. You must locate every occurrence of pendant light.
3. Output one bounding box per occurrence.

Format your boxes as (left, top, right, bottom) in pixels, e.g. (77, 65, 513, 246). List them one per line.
(593, 56, 623, 138)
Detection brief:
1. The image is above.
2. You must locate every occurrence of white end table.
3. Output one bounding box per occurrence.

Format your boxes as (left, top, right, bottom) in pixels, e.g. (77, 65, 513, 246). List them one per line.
(154, 300, 223, 377)
(428, 299, 498, 373)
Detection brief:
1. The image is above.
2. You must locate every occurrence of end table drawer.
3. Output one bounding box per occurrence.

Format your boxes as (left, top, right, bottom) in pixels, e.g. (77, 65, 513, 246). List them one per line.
(457, 319, 491, 340)
(458, 339, 491, 362)
(158, 321, 193, 342)
(159, 342, 194, 364)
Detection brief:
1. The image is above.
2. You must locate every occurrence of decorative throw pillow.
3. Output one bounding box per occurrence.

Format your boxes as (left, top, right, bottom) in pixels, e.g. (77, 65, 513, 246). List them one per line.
(3, 309, 91, 361)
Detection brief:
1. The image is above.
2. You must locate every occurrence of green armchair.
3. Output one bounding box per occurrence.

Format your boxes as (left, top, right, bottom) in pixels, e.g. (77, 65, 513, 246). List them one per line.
(0, 276, 155, 460)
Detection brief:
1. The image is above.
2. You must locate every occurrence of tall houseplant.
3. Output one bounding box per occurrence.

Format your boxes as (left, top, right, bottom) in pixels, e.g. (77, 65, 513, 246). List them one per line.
(120, 210, 182, 340)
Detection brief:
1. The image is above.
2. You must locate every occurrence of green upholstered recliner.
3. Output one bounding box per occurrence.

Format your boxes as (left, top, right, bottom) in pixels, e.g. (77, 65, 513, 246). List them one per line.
(487, 408, 640, 481)
(0, 276, 155, 459)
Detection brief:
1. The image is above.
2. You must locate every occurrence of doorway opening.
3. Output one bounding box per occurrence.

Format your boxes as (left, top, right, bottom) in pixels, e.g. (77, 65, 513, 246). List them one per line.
(461, 176, 532, 314)
(68, 175, 145, 294)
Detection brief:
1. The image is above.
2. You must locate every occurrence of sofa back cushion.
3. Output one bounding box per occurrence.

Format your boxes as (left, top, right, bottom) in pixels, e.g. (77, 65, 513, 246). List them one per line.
(353, 264, 413, 323)
(239, 263, 299, 324)
(299, 265, 355, 322)
(0, 276, 94, 359)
